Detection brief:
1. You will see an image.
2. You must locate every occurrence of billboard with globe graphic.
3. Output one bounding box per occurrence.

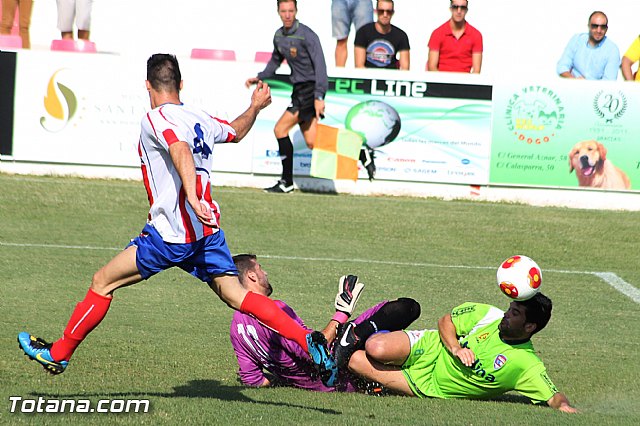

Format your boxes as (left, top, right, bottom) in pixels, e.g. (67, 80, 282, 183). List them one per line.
(345, 100, 401, 149)
(252, 73, 493, 185)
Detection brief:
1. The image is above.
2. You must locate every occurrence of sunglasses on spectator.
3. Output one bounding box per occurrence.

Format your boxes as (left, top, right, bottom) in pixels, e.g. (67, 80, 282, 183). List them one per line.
(377, 9, 394, 15)
(450, 5, 468, 11)
(589, 23, 608, 30)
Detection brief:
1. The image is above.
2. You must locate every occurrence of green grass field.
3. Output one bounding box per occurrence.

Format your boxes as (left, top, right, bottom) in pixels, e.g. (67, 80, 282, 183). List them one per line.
(1, 173, 639, 425)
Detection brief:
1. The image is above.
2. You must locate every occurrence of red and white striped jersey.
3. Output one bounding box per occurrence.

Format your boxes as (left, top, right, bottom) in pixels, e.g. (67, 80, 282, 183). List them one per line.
(138, 103, 236, 243)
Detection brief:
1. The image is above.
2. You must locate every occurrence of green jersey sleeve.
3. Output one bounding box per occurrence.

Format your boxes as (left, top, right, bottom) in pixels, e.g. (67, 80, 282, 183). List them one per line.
(515, 363, 559, 403)
(450, 302, 503, 337)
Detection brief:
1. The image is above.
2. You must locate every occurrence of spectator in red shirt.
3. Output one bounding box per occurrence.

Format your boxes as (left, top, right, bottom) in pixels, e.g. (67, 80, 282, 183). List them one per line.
(427, 0, 483, 73)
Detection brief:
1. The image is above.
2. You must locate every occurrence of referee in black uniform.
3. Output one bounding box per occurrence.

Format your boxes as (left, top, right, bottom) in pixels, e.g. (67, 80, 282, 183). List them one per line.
(246, 0, 328, 193)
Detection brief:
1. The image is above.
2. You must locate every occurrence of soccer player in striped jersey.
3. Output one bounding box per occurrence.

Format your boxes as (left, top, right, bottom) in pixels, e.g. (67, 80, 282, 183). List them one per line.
(18, 53, 338, 386)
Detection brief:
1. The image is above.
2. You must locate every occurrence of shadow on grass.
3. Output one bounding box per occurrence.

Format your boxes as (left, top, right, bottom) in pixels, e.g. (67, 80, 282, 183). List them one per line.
(293, 177, 339, 195)
(31, 379, 341, 415)
(490, 393, 536, 405)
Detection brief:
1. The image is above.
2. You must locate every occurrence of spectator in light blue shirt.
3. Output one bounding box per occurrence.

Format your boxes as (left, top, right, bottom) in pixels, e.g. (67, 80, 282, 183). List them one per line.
(556, 11, 620, 80)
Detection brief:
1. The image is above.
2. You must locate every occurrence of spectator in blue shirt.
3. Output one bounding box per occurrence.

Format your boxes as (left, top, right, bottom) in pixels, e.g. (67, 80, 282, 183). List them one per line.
(556, 11, 620, 80)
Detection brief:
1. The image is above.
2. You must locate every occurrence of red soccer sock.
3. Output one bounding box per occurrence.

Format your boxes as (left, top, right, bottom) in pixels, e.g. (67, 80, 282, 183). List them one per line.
(240, 291, 309, 352)
(50, 288, 112, 362)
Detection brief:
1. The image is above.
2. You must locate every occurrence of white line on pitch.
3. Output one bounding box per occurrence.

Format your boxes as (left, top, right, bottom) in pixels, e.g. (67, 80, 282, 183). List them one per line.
(0, 241, 121, 250)
(593, 272, 640, 304)
(1, 241, 637, 303)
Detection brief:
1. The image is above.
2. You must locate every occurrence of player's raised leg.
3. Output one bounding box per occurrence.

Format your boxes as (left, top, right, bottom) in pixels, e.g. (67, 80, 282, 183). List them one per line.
(346, 330, 414, 395)
(211, 274, 338, 386)
(335, 297, 420, 368)
(18, 246, 142, 374)
(348, 349, 414, 395)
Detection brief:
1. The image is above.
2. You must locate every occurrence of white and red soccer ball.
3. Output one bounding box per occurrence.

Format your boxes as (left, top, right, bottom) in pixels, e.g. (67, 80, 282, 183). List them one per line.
(496, 255, 542, 301)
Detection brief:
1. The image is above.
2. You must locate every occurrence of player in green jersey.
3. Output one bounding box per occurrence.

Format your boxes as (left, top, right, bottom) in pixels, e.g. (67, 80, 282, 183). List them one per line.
(342, 293, 577, 413)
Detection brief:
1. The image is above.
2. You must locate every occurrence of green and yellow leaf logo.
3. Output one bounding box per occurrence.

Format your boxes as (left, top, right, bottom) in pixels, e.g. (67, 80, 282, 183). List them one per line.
(40, 70, 77, 132)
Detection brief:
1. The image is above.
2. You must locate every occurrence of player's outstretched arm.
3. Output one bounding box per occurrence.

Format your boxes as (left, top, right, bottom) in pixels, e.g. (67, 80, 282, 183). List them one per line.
(230, 81, 272, 142)
(547, 392, 578, 413)
(321, 275, 365, 343)
(438, 314, 475, 367)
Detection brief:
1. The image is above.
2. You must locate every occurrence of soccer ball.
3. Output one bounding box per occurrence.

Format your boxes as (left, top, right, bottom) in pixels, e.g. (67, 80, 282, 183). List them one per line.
(496, 255, 542, 301)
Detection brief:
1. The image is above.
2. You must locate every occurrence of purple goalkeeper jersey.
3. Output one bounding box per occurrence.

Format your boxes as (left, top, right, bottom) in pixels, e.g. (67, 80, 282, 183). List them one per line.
(230, 300, 386, 392)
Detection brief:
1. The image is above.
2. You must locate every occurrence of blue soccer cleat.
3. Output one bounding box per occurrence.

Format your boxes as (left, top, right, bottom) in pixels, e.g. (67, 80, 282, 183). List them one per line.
(18, 332, 68, 375)
(306, 331, 338, 387)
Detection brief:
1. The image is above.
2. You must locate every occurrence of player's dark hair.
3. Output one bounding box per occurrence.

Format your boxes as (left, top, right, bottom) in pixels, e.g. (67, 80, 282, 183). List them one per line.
(277, 0, 296, 8)
(517, 293, 552, 335)
(232, 254, 258, 282)
(588, 11, 608, 25)
(146, 53, 181, 92)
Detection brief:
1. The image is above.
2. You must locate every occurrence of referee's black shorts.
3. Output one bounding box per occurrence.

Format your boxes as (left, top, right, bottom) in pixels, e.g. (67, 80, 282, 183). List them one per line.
(287, 81, 318, 124)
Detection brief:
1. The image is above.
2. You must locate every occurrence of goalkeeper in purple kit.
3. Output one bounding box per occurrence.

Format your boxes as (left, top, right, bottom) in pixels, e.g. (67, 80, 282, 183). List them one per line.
(229, 254, 420, 392)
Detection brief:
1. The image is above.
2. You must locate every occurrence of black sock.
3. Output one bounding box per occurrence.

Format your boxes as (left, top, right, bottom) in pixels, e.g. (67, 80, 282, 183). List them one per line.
(277, 136, 293, 185)
(354, 298, 421, 342)
(359, 147, 369, 166)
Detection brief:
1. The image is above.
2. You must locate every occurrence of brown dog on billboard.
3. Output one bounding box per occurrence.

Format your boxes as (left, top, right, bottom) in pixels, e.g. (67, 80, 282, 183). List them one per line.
(569, 140, 631, 190)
